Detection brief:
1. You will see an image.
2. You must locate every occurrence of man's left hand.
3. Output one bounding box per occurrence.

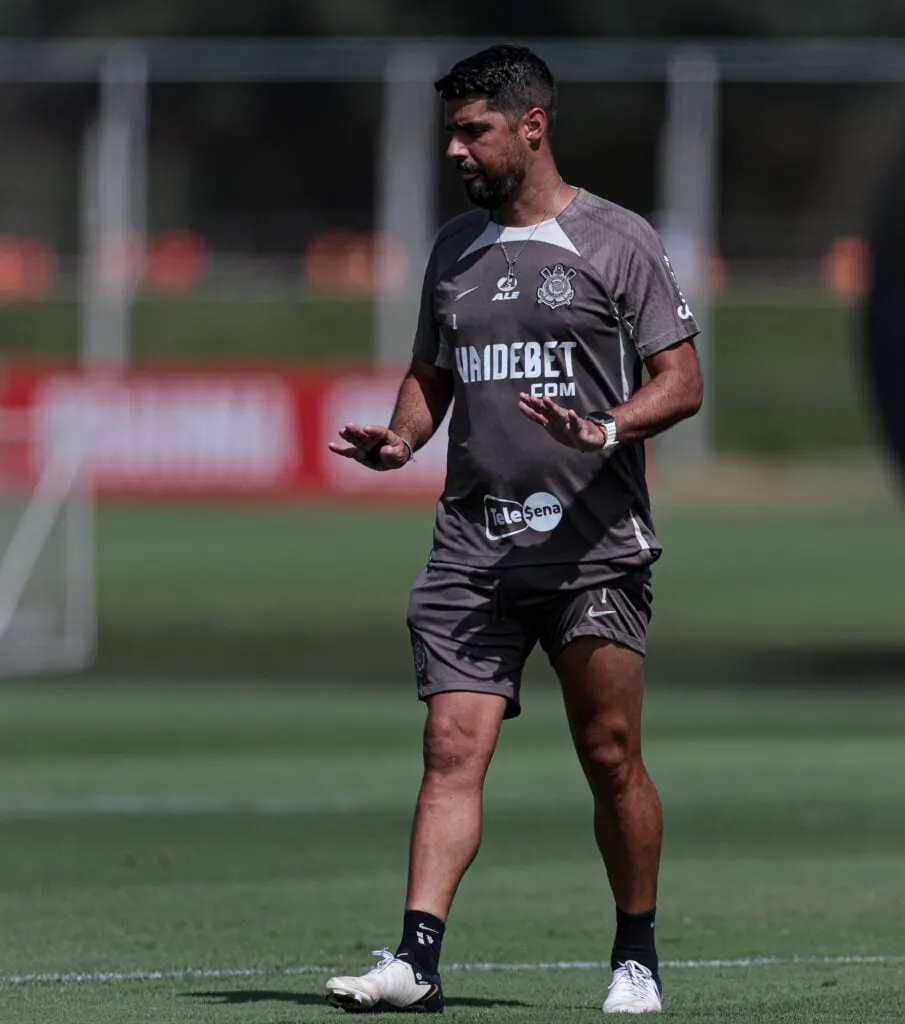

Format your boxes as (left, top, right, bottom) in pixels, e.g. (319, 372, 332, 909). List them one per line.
(518, 393, 607, 453)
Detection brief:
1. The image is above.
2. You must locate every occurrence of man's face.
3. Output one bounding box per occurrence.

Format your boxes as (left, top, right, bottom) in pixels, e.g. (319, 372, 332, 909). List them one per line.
(444, 97, 528, 210)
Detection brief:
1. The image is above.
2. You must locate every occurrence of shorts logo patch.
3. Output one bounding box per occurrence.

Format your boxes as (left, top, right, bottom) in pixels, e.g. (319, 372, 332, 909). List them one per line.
(484, 491, 563, 540)
(411, 632, 428, 683)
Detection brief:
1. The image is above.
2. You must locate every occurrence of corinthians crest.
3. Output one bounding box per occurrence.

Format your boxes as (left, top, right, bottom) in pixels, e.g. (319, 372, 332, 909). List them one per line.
(411, 632, 428, 684)
(537, 264, 576, 310)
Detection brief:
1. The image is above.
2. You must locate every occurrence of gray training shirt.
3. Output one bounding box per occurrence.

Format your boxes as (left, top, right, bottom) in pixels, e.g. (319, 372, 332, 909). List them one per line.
(413, 187, 700, 577)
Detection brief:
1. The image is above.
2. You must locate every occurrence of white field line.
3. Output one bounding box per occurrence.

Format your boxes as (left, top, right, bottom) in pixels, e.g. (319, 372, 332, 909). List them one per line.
(3, 955, 904, 987)
(0, 792, 591, 817)
(0, 793, 407, 817)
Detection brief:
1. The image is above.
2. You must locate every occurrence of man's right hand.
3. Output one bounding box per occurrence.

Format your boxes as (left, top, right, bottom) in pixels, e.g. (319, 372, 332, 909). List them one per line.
(328, 423, 413, 471)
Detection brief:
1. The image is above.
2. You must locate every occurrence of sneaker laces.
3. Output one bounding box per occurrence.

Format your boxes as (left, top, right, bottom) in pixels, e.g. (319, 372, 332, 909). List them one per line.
(611, 960, 655, 995)
(368, 949, 402, 975)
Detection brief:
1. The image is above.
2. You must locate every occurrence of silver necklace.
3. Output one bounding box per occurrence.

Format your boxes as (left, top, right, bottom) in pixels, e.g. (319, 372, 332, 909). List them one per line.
(495, 177, 564, 288)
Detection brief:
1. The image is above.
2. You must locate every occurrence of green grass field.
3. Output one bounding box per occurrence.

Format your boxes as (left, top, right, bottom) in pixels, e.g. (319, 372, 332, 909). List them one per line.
(2, 684, 904, 1023)
(2, 498, 905, 1021)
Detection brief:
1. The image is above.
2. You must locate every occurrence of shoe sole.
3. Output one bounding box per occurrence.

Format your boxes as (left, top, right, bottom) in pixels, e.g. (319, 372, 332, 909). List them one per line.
(326, 988, 375, 1012)
(326, 986, 443, 1014)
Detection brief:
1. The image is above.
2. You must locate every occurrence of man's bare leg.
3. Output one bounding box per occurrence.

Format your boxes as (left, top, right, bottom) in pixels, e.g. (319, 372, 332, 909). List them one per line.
(555, 636, 663, 1013)
(554, 637, 661, 912)
(324, 690, 505, 1013)
(405, 690, 508, 918)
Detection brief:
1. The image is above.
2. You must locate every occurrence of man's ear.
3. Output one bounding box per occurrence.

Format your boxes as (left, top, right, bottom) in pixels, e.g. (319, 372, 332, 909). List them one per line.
(522, 106, 548, 149)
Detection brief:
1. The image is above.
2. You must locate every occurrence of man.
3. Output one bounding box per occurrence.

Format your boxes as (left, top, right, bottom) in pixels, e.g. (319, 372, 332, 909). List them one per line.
(864, 135, 905, 483)
(325, 44, 702, 1015)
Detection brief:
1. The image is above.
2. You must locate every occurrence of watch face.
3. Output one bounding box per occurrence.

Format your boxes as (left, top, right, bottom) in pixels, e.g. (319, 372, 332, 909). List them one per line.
(586, 412, 617, 448)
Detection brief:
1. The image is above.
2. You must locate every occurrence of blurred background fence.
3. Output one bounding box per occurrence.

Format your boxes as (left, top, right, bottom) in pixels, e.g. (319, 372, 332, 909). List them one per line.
(1, 39, 902, 449)
(0, 35, 903, 685)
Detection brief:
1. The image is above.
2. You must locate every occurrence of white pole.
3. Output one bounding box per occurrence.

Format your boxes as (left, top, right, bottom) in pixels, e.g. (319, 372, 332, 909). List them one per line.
(63, 441, 96, 670)
(80, 46, 148, 367)
(655, 49, 719, 465)
(0, 441, 87, 646)
(79, 119, 99, 364)
(376, 47, 438, 366)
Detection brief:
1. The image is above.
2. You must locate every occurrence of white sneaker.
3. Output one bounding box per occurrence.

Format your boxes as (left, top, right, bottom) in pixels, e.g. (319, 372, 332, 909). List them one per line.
(325, 949, 444, 1013)
(602, 960, 663, 1014)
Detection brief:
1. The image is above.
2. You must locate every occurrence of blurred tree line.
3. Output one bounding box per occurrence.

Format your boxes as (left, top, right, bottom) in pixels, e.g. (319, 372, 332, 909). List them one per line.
(0, 1, 903, 273)
(4, 0, 905, 40)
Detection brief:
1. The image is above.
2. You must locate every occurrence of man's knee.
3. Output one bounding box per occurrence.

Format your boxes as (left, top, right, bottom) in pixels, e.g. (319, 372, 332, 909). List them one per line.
(422, 699, 500, 780)
(577, 714, 641, 793)
(424, 714, 479, 776)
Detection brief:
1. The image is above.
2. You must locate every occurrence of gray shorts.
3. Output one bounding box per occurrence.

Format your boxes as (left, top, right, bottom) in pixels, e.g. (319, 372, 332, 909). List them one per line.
(406, 562, 653, 719)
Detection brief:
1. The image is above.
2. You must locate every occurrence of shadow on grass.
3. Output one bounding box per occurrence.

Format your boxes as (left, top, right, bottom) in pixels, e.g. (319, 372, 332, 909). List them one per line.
(92, 624, 413, 682)
(650, 640, 905, 688)
(75, 619, 905, 689)
(752, 644, 905, 684)
(185, 989, 531, 1008)
(186, 990, 322, 1005)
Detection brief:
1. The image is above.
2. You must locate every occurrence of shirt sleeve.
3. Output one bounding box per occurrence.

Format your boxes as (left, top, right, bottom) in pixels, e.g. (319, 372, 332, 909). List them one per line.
(411, 247, 452, 369)
(622, 230, 700, 360)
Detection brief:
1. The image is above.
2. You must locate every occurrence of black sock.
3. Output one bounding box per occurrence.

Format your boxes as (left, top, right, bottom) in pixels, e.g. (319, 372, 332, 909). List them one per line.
(611, 906, 658, 977)
(395, 910, 445, 976)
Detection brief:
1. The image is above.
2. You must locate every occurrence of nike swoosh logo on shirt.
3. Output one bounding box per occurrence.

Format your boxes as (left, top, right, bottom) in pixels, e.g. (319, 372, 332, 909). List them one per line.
(588, 608, 618, 618)
(454, 286, 479, 301)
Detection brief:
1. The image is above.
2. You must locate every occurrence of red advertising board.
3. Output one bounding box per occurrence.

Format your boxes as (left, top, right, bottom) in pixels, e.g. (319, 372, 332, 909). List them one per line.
(0, 364, 448, 502)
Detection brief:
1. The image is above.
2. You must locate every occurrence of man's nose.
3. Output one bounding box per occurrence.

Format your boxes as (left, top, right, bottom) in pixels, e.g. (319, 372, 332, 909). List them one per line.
(446, 136, 467, 161)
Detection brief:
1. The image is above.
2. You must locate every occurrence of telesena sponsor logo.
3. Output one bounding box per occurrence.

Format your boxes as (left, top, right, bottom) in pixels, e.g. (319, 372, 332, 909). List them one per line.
(484, 491, 563, 540)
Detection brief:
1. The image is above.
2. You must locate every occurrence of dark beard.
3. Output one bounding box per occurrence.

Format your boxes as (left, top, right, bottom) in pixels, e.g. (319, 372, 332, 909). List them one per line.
(461, 152, 527, 210)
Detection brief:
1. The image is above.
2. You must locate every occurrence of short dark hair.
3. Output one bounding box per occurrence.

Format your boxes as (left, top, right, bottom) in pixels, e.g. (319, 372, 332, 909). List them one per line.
(434, 44, 557, 136)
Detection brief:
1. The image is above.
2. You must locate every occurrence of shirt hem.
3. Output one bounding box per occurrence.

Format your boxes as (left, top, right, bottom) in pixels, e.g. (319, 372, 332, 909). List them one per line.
(428, 550, 659, 573)
(635, 324, 700, 360)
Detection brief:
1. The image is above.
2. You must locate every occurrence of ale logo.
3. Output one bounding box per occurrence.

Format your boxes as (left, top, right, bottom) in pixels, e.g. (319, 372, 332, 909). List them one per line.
(484, 491, 563, 540)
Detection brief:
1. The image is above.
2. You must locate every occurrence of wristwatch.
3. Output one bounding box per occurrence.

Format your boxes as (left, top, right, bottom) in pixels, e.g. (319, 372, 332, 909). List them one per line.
(585, 411, 619, 450)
